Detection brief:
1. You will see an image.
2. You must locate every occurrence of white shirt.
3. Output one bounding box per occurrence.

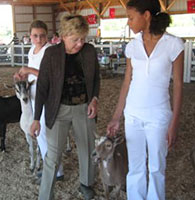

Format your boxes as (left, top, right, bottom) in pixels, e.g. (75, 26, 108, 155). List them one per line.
(125, 32, 184, 108)
(28, 42, 50, 100)
(28, 42, 50, 82)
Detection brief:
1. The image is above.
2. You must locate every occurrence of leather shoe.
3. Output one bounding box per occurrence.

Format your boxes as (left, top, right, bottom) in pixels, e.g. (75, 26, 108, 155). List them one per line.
(79, 183, 95, 200)
(36, 170, 64, 181)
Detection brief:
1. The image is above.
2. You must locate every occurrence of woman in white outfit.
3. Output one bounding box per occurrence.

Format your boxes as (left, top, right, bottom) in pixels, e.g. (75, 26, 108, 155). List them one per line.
(15, 20, 64, 179)
(107, 0, 184, 200)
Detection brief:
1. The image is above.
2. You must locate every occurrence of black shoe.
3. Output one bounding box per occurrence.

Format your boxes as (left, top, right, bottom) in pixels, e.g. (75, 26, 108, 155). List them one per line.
(36, 170, 42, 178)
(36, 171, 64, 182)
(56, 175, 64, 181)
(79, 183, 95, 200)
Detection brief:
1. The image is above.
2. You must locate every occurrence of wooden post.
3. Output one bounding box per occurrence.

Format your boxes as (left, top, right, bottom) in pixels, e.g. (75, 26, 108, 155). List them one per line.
(52, 5, 56, 34)
(11, 4, 16, 34)
(32, 5, 36, 19)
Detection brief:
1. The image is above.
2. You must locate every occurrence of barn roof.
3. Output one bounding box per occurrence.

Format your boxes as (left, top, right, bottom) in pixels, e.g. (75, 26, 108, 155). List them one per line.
(0, 0, 189, 15)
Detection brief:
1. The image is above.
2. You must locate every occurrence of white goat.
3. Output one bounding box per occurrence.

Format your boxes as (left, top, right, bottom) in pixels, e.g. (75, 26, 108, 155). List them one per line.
(92, 134, 128, 200)
(14, 80, 41, 171)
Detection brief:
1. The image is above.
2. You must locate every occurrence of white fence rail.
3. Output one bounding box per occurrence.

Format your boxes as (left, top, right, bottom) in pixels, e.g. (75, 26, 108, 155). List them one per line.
(0, 41, 195, 82)
(184, 40, 195, 83)
(0, 44, 31, 67)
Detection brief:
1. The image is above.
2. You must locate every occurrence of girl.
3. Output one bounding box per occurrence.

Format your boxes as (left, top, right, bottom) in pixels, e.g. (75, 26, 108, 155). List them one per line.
(107, 0, 184, 199)
(16, 20, 64, 180)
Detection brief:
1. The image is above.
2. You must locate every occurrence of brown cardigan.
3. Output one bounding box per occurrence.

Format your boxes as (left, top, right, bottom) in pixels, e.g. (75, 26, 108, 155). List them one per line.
(34, 42, 100, 129)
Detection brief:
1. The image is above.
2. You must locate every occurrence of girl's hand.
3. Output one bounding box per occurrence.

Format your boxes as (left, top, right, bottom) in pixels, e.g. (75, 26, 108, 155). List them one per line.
(167, 121, 178, 149)
(107, 119, 120, 137)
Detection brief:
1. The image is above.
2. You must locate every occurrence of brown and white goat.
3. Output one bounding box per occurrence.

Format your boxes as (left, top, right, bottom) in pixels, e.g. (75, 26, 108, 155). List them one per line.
(92, 134, 128, 200)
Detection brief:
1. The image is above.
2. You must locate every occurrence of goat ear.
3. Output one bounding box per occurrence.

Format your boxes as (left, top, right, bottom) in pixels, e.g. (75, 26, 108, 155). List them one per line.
(93, 131, 101, 139)
(29, 80, 35, 86)
(3, 83, 14, 89)
(113, 134, 124, 147)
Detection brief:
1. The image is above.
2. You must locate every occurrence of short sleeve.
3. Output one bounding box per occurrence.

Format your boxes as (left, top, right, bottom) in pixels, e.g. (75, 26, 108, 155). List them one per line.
(170, 37, 184, 62)
(125, 40, 134, 59)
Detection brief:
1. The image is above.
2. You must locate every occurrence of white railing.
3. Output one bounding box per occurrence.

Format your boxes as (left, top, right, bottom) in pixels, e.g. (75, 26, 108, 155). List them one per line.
(184, 40, 195, 83)
(1, 41, 195, 82)
(0, 44, 31, 66)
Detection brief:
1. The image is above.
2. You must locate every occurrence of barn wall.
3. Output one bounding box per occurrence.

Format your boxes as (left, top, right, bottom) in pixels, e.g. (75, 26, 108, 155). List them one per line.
(13, 0, 189, 41)
(168, 0, 188, 13)
(13, 5, 54, 41)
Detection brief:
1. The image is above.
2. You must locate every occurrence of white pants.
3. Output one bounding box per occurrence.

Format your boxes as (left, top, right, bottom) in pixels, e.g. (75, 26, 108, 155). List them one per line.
(31, 84, 64, 177)
(124, 102, 172, 200)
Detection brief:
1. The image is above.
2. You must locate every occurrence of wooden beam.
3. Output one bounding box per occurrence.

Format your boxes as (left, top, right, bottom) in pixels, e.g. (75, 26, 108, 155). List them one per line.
(12, 0, 59, 4)
(118, 0, 126, 9)
(77, 5, 84, 14)
(59, 0, 71, 13)
(158, 0, 167, 12)
(167, 0, 176, 11)
(100, 0, 111, 16)
(86, 0, 100, 17)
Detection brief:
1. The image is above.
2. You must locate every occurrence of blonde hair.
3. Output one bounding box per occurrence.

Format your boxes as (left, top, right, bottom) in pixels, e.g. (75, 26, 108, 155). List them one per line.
(59, 14, 89, 37)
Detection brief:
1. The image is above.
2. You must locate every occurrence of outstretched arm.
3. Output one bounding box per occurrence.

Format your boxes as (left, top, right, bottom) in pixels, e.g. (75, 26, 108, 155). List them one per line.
(19, 66, 39, 77)
(13, 66, 39, 81)
(107, 58, 132, 137)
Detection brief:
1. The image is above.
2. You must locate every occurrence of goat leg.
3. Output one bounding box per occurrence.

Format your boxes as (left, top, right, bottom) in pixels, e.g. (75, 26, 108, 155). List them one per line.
(66, 135, 72, 152)
(0, 124, 6, 152)
(25, 133, 34, 171)
(103, 183, 110, 200)
(114, 185, 121, 200)
(190, 147, 195, 170)
(35, 145, 41, 170)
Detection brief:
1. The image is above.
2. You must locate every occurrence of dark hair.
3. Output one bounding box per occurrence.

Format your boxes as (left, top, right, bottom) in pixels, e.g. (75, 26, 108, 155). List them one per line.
(29, 20, 48, 34)
(54, 32, 59, 37)
(126, 0, 171, 35)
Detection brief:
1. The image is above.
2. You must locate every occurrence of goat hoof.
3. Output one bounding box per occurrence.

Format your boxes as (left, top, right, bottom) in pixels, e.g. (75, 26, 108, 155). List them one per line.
(30, 167, 35, 173)
(66, 149, 72, 153)
(0, 148, 6, 153)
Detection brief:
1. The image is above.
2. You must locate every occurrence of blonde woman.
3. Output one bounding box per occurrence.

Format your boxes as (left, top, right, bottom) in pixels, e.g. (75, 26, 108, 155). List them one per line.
(30, 15, 100, 200)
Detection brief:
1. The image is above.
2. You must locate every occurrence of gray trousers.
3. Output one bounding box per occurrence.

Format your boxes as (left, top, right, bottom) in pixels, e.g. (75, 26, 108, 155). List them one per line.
(38, 103, 96, 200)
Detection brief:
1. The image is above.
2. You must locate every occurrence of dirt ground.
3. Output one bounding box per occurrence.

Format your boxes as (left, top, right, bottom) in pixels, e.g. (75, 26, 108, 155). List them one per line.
(0, 66, 195, 200)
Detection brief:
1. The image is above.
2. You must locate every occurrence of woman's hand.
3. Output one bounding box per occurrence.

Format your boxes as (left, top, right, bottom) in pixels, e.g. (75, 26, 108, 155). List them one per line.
(87, 97, 98, 119)
(30, 120, 41, 138)
(106, 118, 120, 137)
